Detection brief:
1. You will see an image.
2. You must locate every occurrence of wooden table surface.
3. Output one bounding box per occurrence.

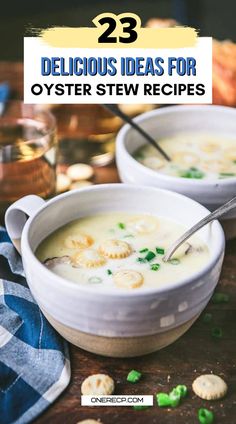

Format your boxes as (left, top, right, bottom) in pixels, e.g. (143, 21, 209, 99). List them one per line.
(1, 63, 236, 424)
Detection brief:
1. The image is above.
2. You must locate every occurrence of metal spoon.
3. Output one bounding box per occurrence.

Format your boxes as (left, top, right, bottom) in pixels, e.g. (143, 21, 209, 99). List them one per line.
(163, 195, 236, 262)
(103, 104, 171, 161)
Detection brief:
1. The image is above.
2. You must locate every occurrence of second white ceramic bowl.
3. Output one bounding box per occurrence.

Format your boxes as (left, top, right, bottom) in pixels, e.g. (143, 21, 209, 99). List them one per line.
(116, 105, 236, 220)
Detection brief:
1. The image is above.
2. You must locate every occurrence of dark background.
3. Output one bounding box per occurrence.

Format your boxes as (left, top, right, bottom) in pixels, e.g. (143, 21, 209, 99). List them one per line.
(0, 0, 235, 61)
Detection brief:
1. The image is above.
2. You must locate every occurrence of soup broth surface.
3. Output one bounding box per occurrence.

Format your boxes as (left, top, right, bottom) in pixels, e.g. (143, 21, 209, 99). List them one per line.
(134, 132, 236, 180)
(36, 212, 209, 291)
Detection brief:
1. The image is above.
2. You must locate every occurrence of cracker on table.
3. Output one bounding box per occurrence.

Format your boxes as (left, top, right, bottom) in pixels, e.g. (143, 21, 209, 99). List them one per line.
(192, 374, 228, 400)
(81, 374, 115, 395)
(67, 163, 94, 181)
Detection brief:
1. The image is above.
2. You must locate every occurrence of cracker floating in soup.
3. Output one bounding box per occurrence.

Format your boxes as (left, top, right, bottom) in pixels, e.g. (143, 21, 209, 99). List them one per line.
(134, 132, 236, 180)
(36, 212, 209, 290)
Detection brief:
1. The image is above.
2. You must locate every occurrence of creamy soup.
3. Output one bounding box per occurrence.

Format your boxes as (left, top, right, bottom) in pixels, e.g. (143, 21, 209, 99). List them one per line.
(134, 132, 236, 180)
(36, 212, 209, 291)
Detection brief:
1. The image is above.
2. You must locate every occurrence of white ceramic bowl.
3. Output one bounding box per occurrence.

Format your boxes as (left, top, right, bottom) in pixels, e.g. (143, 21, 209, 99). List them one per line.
(5, 184, 225, 357)
(116, 105, 236, 222)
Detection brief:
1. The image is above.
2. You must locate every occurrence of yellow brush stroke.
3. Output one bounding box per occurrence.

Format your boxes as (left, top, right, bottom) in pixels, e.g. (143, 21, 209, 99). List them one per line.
(39, 26, 198, 49)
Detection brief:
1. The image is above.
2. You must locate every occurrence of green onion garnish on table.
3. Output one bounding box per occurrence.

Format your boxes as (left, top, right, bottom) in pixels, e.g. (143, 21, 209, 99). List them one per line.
(144, 251, 156, 261)
(151, 263, 160, 271)
(212, 292, 229, 304)
(127, 369, 142, 383)
(118, 222, 126, 230)
(175, 384, 188, 398)
(139, 248, 148, 253)
(211, 327, 223, 339)
(156, 393, 172, 407)
(133, 405, 150, 410)
(156, 384, 188, 408)
(169, 388, 181, 407)
(198, 408, 214, 424)
(202, 313, 212, 324)
(156, 247, 165, 255)
(180, 167, 205, 179)
(107, 269, 112, 275)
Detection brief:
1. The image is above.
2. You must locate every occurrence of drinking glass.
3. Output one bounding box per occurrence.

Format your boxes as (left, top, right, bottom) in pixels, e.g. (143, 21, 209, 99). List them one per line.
(0, 101, 57, 222)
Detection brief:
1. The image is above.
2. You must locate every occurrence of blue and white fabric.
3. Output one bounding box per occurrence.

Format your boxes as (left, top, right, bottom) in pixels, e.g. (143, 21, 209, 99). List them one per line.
(0, 227, 70, 424)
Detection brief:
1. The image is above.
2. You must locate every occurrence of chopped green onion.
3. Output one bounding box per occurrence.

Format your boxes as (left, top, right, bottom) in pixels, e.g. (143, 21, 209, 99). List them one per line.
(180, 167, 205, 179)
(151, 263, 160, 271)
(212, 292, 229, 304)
(156, 385, 187, 408)
(198, 408, 214, 424)
(202, 313, 212, 324)
(133, 405, 150, 410)
(127, 369, 142, 383)
(169, 388, 181, 407)
(123, 234, 134, 238)
(118, 222, 126, 230)
(170, 258, 180, 265)
(175, 385, 188, 398)
(88, 276, 102, 284)
(144, 251, 156, 262)
(156, 393, 172, 407)
(156, 247, 165, 255)
(107, 269, 112, 275)
(134, 152, 145, 161)
(137, 257, 147, 263)
(219, 172, 235, 178)
(139, 248, 149, 253)
(211, 327, 223, 339)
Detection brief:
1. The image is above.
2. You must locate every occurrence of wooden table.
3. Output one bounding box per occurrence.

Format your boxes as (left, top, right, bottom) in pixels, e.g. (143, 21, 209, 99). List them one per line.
(1, 63, 236, 424)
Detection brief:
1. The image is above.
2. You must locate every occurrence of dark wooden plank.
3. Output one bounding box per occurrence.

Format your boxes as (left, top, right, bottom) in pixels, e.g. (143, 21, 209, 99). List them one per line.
(33, 241, 236, 424)
(2, 62, 236, 424)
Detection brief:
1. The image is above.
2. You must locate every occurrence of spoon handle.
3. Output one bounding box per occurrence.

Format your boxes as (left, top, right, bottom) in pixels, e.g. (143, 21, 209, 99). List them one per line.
(103, 104, 171, 161)
(163, 195, 236, 262)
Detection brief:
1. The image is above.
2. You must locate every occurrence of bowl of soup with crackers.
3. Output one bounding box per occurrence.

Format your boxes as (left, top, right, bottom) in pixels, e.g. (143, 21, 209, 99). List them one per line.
(5, 184, 225, 357)
(116, 105, 236, 238)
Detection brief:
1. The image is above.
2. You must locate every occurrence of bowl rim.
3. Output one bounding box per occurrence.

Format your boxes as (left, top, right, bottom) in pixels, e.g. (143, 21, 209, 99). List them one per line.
(116, 104, 236, 187)
(21, 184, 225, 298)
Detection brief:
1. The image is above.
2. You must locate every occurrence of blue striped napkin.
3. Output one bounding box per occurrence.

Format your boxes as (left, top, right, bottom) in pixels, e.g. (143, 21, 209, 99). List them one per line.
(0, 227, 71, 424)
(0, 82, 10, 115)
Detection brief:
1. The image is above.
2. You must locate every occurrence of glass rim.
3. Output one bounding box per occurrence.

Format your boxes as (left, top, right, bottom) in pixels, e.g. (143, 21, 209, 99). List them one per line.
(0, 101, 56, 152)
